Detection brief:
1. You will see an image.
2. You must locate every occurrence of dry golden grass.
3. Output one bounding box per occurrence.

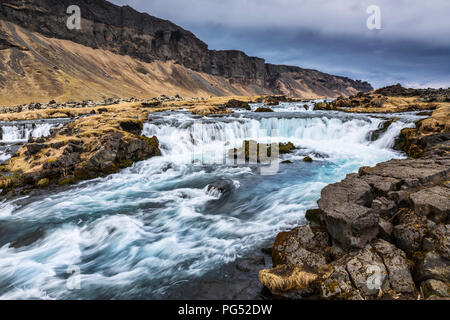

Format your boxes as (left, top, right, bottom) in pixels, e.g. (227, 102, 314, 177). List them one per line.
(345, 96, 443, 113)
(259, 265, 318, 292)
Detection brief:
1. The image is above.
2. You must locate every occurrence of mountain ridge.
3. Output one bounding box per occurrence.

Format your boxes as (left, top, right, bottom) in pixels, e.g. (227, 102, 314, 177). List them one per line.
(0, 0, 373, 104)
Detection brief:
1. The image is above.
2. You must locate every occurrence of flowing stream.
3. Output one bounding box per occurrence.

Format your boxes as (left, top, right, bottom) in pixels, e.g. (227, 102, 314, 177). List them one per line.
(0, 103, 428, 299)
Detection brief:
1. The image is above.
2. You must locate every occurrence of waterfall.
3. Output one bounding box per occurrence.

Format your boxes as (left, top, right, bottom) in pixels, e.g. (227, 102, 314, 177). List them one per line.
(0, 123, 54, 143)
(0, 108, 417, 300)
(142, 115, 393, 164)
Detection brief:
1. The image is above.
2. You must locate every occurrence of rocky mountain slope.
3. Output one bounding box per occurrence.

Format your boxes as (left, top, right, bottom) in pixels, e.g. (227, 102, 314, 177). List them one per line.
(0, 0, 372, 105)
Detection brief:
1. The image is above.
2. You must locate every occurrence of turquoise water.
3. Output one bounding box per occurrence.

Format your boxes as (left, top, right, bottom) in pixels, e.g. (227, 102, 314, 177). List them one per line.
(0, 103, 425, 299)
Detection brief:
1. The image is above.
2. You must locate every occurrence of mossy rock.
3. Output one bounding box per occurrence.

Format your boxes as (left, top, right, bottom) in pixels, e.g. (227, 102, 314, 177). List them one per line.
(0, 174, 24, 190)
(140, 135, 161, 155)
(314, 102, 328, 110)
(407, 144, 424, 158)
(119, 160, 133, 168)
(36, 178, 50, 188)
(279, 142, 295, 154)
(303, 156, 313, 162)
(305, 209, 322, 225)
(58, 177, 75, 186)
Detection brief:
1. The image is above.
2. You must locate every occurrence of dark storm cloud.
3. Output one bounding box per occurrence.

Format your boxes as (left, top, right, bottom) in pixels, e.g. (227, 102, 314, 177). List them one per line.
(110, 0, 450, 88)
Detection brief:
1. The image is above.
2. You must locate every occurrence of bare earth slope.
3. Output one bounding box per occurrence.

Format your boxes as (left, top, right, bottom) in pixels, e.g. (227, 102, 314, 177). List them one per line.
(0, 0, 372, 105)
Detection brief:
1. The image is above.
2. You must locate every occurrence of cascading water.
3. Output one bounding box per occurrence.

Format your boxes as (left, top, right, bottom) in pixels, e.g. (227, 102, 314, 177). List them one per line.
(0, 105, 427, 300)
(0, 123, 53, 143)
(0, 119, 70, 164)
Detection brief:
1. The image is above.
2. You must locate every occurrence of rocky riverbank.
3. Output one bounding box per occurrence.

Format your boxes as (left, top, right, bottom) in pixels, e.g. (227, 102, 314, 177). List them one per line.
(0, 101, 161, 196)
(314, 84, 450, 114)
(259, 94, 450, 300)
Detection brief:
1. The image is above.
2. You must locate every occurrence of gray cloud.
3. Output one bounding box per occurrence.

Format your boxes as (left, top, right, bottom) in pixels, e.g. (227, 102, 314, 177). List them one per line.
(110, 0, 450, 88)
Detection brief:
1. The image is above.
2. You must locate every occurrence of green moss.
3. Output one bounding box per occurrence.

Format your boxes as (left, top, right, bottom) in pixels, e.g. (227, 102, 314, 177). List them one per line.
(36, 178, 50, 188)
(74, 169, 90, 180)
(314, 102, 328, 110)
(0, 174, 24, 190)
(407, 144, 424, 158)
(58, 177, 74, 186)
(140, 135, 161, 156)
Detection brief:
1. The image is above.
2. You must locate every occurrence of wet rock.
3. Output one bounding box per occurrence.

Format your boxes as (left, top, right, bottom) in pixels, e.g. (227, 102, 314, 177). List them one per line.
(254, 107, 274, 113)
(279, 142, 295, 154)
(205, 179, 234, 197)
(305, 209, 322, 226)
(409, 186, 450, 223)
(10, 228, 45, 249)
(369, 118, 399, 141)
(36, 178, 49, 188)
(303, 156, 313, 163)
(235, 256, 266, 273)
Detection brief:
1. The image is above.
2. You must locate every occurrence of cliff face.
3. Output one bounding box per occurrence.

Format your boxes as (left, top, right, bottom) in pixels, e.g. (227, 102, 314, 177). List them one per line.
(0, 0, 373, 101)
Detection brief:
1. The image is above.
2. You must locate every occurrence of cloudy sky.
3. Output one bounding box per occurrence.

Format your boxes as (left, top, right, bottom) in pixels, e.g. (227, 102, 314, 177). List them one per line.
(110, 0, 450, 89)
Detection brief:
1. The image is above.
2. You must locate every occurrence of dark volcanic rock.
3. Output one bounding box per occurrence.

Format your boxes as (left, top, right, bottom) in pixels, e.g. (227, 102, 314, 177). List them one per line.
(224, 99, 251, 110)
(318, 175, 377, 249)
(260, 128, 450, 300)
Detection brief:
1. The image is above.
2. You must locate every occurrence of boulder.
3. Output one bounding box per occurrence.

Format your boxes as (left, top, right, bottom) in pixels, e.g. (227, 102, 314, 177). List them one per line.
(319, 263, 362, 300)
(254, 107, 274, 113)
(318, 176, 377, 249)
(224, 99, 251, 110)
(421, 279, 450, 298)
(416, 251, 450, 283)
(360, 174, 401, 195)
(345, 246, 389, 296)
(272, 225, 330, 269)
(371, 197, 397, 219)
(372, 239, 416, 294)
(423, 224, 450, 260)
(409, 186, 450, 223)
(378, 218, 394, 242)
(392, 210, 432, 255)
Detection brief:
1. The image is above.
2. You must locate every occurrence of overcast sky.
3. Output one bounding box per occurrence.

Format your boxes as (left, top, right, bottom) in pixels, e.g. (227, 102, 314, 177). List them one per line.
(110, 0, 450, 89)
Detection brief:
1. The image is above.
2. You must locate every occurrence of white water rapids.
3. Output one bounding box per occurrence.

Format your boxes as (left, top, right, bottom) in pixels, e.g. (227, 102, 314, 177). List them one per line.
(0, 104, 426, 299)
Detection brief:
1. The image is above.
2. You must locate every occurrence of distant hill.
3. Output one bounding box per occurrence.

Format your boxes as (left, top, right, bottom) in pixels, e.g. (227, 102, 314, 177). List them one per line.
(0, 0, 373, 105)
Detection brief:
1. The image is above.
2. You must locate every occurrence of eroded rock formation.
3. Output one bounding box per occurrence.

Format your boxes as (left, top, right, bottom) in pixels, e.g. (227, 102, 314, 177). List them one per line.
(260, 102, 450, 300)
